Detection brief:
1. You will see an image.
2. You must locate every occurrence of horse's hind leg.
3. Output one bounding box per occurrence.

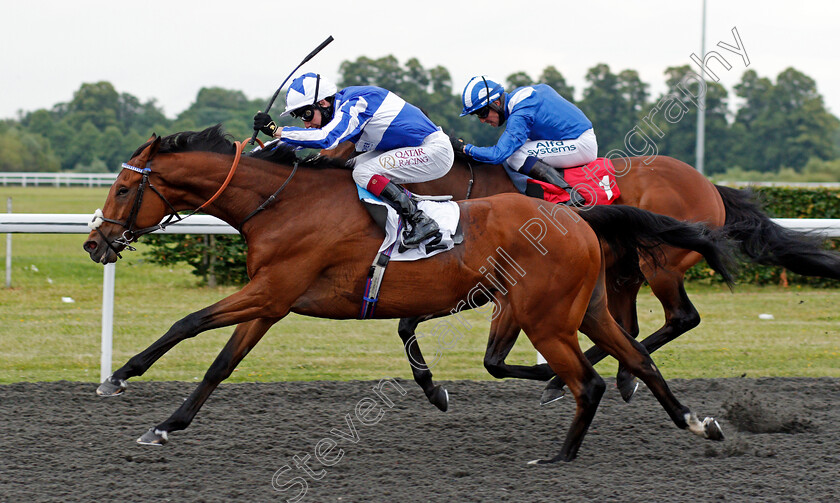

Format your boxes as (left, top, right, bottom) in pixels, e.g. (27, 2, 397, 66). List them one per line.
(543, 270, 644, 404)
(581, 284, 723, 443)
(484, 302, 554, 381)
(398, 316, 449, 411)
(137, 317, 279, 445)
(522, 327, 606, 463)
(636, 273, 700, 354)
(612, 273, 699, 400)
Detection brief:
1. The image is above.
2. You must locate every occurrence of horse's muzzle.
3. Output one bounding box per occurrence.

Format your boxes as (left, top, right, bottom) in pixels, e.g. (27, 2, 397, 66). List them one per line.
(83, 235, 121, 264)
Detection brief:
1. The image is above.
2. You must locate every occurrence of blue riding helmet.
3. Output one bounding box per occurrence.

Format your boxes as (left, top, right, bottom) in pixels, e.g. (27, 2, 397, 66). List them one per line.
(460, 76, 505, 117)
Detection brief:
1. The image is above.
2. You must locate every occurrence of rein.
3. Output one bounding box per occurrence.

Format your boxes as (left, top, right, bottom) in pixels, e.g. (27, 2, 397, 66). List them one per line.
(91, 137, 298, 258)
(238, 160, 299, 231)
(465, 161, 475, 200)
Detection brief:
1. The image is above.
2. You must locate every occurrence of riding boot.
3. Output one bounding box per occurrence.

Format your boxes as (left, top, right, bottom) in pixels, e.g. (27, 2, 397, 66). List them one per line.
(379, 181, 441, 247)
(527, 159, 587, 207)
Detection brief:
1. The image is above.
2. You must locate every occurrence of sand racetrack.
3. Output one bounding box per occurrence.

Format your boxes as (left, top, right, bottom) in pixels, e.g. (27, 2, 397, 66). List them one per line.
(0, 377, 837, 502)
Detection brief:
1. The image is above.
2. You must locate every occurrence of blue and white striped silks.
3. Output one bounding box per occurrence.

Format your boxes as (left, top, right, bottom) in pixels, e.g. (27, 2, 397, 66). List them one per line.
(281, 86, 439, 153)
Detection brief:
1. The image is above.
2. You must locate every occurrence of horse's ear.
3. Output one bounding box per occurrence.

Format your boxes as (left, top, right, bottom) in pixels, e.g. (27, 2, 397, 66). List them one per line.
(135, 135, 161, 165)
(147, 135, 161, 159)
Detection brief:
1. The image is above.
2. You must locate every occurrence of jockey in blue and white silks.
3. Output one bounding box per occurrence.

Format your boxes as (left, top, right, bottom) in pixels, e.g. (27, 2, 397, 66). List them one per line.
(455, 76, 597, 206)
(253, 73, 453, 247)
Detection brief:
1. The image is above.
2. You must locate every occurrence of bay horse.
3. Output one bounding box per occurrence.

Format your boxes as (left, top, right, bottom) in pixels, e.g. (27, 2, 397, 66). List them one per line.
(360, 147, 840, 408)
(83, 125, 733, 462)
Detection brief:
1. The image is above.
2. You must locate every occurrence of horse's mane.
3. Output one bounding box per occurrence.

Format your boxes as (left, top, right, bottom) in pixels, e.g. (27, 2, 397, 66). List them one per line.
(131, 124, 348, 170)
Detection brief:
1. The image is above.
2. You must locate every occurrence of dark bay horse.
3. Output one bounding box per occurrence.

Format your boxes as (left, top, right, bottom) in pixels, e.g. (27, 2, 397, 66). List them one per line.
(83, 126, 732, 462)
(373, 149, 840, 408)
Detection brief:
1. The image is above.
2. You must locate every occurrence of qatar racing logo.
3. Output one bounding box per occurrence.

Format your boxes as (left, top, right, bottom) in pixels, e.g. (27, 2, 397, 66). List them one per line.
(378, 155, 397, 169)
(389, 147, 430, 168)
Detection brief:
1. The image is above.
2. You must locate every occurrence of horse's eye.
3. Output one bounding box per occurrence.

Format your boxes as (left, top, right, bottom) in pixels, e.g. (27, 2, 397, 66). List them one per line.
(117, 186, 129, 196)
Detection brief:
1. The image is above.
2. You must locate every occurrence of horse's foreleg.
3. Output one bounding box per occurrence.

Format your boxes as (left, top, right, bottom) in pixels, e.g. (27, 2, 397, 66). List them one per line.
(397, 315, 449, 411)
(137, 317, 280, 445)
(97, 282, 274, 396)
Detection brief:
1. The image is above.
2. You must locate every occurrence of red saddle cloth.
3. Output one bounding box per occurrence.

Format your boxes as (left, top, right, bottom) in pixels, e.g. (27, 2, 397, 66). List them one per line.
(526, 158, 621, 205)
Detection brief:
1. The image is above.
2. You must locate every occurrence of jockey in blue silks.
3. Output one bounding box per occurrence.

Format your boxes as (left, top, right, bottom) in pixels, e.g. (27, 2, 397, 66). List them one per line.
(254, 72, 453, 247)
(454, 76, 597, 206)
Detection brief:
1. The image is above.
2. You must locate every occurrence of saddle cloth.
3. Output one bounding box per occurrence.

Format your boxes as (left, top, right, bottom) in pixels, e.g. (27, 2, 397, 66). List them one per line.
(503, 157, 621, 205)
(357, 186, 461, 261)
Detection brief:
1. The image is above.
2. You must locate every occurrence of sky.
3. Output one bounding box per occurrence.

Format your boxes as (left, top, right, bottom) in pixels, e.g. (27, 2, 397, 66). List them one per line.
(1, 0, 838, 121)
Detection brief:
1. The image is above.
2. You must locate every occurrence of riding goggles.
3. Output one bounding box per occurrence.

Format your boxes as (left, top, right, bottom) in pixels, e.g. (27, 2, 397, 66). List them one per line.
(472, 106, 491, 119)
(291, 105, 316, 122)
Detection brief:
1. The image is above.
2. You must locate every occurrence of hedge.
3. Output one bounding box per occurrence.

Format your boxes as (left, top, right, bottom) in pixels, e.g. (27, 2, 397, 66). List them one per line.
(684, 186, 840, 288)
(143, 186, 840, 287)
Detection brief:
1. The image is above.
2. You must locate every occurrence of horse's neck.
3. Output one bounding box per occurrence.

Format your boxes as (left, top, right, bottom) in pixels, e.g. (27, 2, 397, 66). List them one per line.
(406, 159, 516, 199)
(161, 154, 355, 232)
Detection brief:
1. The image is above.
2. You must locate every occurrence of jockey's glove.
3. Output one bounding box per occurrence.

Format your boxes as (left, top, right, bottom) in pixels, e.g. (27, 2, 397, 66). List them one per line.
(450, 137, 467, 156)
(253, 111, 278, 137)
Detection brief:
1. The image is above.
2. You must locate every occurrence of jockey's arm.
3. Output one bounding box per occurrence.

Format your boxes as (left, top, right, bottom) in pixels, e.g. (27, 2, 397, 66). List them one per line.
(465, 113, 532, 165)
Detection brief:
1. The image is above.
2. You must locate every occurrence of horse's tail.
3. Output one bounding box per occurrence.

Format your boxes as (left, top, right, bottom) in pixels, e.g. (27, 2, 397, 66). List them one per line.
(715, 184, 840, 279)
(578, 205, 736, 287)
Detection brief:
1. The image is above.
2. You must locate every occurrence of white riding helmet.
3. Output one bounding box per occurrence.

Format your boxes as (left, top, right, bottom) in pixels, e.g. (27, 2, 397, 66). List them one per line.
(281, 72, 338, 117)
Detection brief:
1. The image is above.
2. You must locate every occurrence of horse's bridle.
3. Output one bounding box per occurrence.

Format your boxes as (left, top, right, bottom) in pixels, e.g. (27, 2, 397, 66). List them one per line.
(89, 138, 298, 258)
(89, 161, 185, 259)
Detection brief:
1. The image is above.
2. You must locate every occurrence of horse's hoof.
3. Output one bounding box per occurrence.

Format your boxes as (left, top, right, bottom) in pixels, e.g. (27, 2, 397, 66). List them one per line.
(703, 417, 724, 441)
(617, 378, 639, 403)
(540, 387, 565, 405)
(137, 428, 168, 446)
(428, 385, 449, 412)
(96, 376, 127, 397)
(527, 455, 570, 465)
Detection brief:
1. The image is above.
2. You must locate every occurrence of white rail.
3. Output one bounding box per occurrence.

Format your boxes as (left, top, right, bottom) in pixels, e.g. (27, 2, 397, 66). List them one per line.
(0, 213, 238, 234)
(2, 213, 238, 382)
(4, 213, 840, 380)
(0, 173, 118, 187)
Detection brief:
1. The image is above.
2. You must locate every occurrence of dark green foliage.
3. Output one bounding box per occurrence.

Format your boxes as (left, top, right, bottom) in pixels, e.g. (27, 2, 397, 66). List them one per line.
(144, 234, 248, 286)
(685, 187, 840, 287)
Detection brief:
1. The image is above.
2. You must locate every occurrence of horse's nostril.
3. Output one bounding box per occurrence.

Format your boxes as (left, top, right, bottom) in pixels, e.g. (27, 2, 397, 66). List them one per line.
(83, 240, 97, 253)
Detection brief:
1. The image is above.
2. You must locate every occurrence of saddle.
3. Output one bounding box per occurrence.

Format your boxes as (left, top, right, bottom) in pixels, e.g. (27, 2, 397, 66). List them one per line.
(357, 186, 463, 318)
(508, 158, 621, 206)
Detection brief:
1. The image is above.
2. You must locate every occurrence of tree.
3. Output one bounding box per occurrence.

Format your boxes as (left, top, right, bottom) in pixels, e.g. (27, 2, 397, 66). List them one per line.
(579, 63, 649, 153)
(506, 71, 532, 89)
(65, 81, 120, 131)
(732, 67, 839, 172)
(172, 87, 265, 141)
(0, 121, 60, 172)
(117, 93, 169, 134)
(640, 65, 731, 173)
